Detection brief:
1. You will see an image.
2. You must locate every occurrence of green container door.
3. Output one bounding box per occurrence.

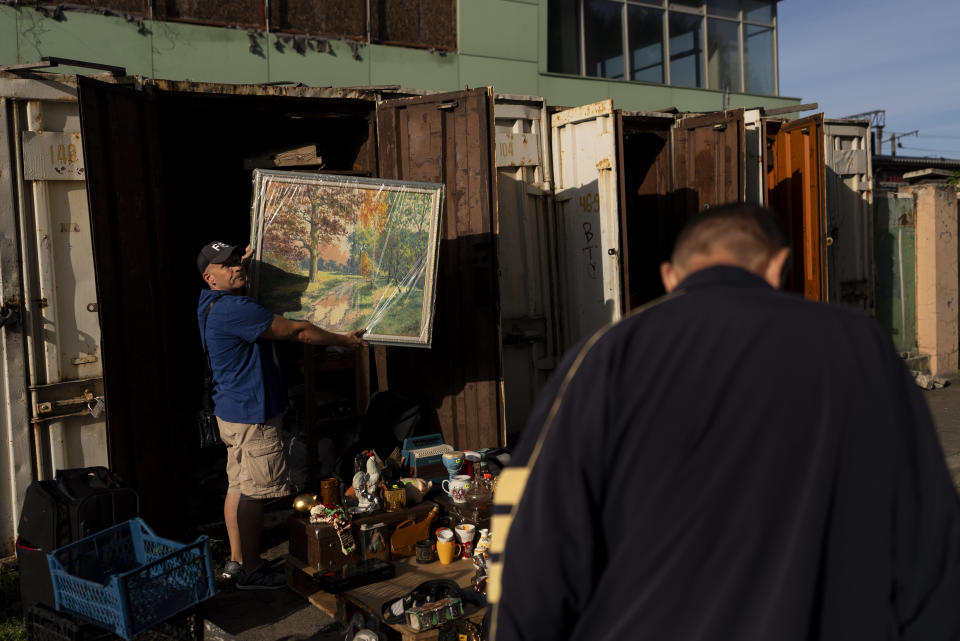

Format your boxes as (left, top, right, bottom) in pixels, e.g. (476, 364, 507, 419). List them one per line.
(875, 193, 916, 354)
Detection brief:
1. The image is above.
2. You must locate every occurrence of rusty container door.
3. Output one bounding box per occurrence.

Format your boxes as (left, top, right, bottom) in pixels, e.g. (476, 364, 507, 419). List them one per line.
(767, 114, 827, 301)
(615, 110, 676, 308)
(77, 76, 180, 530)
(493, 94, 559, 443)
(672, 109, 746, 217)
(823, 119, 874, 314)
(376, 88, 503, 450)
(550, 100, 624, 351)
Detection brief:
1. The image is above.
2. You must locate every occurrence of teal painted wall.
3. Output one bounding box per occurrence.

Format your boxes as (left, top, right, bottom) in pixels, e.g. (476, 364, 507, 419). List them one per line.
(0, 2, 801, 113)
(875, 194, 917, 354)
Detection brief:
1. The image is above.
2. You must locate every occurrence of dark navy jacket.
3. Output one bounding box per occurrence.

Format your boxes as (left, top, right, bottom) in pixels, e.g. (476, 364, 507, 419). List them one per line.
(490, 266, 960, 641)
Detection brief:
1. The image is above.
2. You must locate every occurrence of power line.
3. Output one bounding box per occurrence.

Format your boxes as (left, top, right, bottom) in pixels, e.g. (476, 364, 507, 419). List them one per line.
(898, 145, 960, 155)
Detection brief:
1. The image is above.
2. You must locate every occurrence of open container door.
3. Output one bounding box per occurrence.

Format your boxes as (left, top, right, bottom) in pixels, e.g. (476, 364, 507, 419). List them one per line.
(493, 94, 559, 443)
(823, 119, 874, 313)
(550, 100, 624, 352)
(767, 114, 827, 301)
(77, 76, 179, 529)
(615, 110, 676, 309)
(376, 88, 503, 450)
(672, 109, 746, 216)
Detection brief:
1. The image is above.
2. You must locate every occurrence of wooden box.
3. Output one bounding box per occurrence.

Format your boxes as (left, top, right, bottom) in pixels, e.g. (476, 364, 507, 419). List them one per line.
(288, 501, 438, 573)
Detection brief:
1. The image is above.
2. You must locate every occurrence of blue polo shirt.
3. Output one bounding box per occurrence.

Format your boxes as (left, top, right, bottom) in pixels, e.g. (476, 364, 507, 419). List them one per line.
(198, 289, 285, 423)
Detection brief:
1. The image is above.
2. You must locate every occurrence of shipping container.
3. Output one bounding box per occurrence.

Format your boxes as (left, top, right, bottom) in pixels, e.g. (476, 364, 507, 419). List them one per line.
(549, 101, 750, 350)
(0, 72, 508, 547)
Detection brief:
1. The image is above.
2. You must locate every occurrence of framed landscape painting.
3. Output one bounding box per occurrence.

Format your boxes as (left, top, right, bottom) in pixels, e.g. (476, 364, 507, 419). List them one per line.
(249, 170, 445, 347)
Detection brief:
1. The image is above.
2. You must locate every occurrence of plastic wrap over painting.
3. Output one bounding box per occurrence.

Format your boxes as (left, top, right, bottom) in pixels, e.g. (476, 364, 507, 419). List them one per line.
(249, 170, 445, 347)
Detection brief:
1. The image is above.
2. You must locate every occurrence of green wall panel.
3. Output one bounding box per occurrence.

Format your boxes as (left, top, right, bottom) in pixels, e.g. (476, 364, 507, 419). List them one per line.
(459, 0, 538, 62)
(16, 9, 152, 76)
(537, 74, 612, 110)
(150, 20, 266, 84)
(267, 37, 370, 88)
(460, 56, 537, 95)
(876, 194, 917, 354)
(369, 45, 458, 92)
(0, 7, 18, 65)
(0, 5, 800, 119)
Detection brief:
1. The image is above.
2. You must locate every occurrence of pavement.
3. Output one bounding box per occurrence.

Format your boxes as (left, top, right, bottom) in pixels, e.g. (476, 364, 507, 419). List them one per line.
(202, 376, 960, 641)
(920, 374, 960, 487)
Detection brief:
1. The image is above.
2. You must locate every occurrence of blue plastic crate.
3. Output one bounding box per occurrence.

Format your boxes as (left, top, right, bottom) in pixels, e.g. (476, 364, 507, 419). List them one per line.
(47, 518, 216, 640)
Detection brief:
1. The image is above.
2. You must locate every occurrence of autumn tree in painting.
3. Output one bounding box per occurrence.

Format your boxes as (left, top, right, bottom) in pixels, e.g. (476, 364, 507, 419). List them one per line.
(262, 182, 360, 281)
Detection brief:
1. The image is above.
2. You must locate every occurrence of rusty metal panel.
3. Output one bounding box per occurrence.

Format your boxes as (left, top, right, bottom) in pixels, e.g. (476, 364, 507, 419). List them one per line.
(77, 76, 181, 532)
(155, 0, 264, 28)
(672, 109, 746, 216)
(376, 88, 502, 450)
(767, 114, 827, 301)
(36, 0, 148, 16)
(369, 0, 457, 50)
(824, 119, 874, 314)
(270, 0, 365, 38)
(550, 100, 624, 351)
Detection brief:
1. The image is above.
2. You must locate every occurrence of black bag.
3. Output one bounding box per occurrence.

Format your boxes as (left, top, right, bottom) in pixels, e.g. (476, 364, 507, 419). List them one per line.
(197, 296, 224, 449)
(380, 579, 463, 624)
(17, 466, 138, 609)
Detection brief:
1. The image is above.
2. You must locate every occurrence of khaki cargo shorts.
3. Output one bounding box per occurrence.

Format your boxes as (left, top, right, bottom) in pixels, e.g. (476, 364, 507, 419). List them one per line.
(217, 415, 292, 500)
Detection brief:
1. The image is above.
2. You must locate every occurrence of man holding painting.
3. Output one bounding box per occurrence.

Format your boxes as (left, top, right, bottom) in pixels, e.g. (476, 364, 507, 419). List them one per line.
(196, 240, 366, 590)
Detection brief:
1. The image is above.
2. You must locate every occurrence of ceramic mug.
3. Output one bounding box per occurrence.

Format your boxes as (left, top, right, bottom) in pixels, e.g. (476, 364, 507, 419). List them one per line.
(455, 523, 475, 558)
(442, 474, 472, 504)
(415, 539, 436, 564)
(437, 540, 462, 565)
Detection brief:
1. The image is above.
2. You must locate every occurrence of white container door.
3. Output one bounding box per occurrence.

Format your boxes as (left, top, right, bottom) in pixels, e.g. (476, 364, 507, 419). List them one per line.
(551, 100, 624, 352)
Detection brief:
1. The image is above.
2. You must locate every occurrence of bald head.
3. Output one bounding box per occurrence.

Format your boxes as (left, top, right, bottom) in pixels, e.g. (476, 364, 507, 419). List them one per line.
(661, 203, 791, 292)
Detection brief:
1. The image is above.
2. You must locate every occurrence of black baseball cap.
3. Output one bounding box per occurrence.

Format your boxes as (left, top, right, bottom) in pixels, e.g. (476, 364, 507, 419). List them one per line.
(197, 241, 242, 274)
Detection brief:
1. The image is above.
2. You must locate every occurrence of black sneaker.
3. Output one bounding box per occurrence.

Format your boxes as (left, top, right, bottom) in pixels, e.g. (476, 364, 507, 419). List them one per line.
(235, 564, 286, 591)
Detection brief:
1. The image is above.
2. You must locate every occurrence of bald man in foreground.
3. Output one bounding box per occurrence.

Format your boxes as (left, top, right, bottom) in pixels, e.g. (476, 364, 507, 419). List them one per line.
(489, 203, 960, 640)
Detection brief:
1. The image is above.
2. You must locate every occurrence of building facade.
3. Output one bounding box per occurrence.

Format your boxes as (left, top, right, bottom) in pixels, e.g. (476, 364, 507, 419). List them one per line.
(0, 0, 799, 113)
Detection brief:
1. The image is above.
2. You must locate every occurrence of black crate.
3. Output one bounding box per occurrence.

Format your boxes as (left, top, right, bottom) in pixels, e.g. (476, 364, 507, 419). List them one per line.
(25, 603, 203, 641)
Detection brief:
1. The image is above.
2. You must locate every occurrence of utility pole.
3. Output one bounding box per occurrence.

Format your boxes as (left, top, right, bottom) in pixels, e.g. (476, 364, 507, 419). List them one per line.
(886, 130, 918, 157)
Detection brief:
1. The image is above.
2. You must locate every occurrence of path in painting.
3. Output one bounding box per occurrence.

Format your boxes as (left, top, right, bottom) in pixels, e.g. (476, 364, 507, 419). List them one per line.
(309, 281, 362, 327)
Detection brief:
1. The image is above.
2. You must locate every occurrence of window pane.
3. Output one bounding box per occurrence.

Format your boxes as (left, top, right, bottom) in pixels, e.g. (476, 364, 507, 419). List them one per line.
(743, 0, 773, 24)
(585, 0, 625, 79)
(629, 6, 664, 83)
(548, 0, 581, 74)
(669, 11, 703, 87)
(707, 18, 739, 91)
(706, 0, 738, 18)
(669, 0, 702, 9)
(744, 24, 774, 93)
